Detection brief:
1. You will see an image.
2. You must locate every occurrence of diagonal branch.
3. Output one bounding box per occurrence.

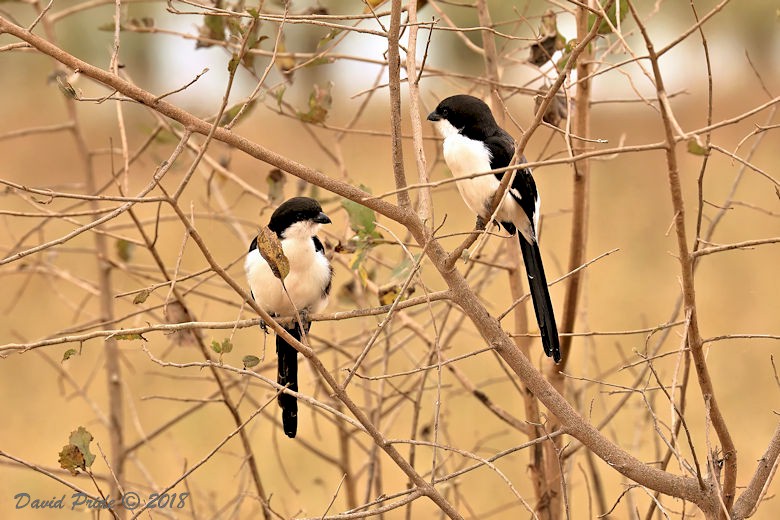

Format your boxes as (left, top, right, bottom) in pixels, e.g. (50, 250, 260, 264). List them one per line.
(0, 16, 412, 227)
(732, 421, 780, 519)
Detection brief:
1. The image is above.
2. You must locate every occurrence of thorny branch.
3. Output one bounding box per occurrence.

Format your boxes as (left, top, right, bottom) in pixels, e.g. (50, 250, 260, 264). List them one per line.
(1, 2, 778, 519)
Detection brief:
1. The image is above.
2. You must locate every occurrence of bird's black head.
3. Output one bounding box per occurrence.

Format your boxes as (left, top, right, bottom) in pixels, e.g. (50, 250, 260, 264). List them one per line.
(267, 197, 331, 237)
(427, 95, 498, 138)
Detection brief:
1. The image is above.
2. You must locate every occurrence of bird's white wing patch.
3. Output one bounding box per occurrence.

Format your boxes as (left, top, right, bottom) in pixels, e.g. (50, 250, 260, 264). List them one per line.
(533, 193, 540, 237)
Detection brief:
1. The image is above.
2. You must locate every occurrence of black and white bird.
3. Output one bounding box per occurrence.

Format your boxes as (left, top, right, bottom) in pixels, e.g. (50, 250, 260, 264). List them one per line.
(427, 94, 561, 363)
(245, 197, 333, 437)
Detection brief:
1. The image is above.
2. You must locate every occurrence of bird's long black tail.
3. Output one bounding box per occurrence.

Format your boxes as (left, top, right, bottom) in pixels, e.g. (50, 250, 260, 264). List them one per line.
(276, 325, 303, 438)
(518, 236, 561, 363)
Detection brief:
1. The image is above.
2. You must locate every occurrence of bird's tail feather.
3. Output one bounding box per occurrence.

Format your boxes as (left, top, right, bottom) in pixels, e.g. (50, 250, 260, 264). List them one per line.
(518, 236, 561, 363)
(276, 326, 302, 438)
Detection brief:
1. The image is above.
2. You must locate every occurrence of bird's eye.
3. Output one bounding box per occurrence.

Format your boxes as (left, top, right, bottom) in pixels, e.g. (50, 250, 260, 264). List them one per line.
(440, 108, 449, 116)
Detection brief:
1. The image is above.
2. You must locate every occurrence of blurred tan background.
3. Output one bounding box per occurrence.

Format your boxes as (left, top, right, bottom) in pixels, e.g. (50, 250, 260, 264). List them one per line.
(1, 0, 778, 518)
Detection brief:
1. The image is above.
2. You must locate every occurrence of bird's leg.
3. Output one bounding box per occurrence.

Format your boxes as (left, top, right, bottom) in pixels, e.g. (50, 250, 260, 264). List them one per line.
(259, 312, 278, 334)
(475, 215, 487, 230)
(296, 308, 311, 332)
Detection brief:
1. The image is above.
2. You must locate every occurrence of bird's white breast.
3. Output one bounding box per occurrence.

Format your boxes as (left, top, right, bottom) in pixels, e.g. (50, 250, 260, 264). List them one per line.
(245, 234, 330, 316)
(442, 133, 500, 216)
(435, 129, 533, 240)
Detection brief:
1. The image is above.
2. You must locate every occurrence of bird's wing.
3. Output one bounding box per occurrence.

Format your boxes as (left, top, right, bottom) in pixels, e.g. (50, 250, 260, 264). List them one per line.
(312, 236, 325, 254)
(312, 236, 333, 296)
(484, 131, 539, 234)
(484, 131, 514, 171)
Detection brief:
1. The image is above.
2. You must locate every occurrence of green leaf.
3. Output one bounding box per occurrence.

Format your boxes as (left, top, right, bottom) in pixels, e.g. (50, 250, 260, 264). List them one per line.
(275, 37, 296, 78)
(127, 17, 154, 29)
(69, 427, 96, 468)
(242, 355, 260, 368)
(97, 22, 121, 32)
(220, 98, 257, 126)
(197, 14, 225, 48)
(62, 349, 78, 362)
(347, 241, 377, 284)
(348, 245, 369, 272)
(133, 288, 151, 305)
(297, 82, 333, 124)
(687, 138, 708, 156)
(341, 188, 382, 276)
(153, 129, 177, 144)
(114, 333, 144, 341)
(225, 16, 243, 38)
(241, 20, 264, 72)
(56, 76, 78, 99)
(389, 254, 421, 282)
(317, 28, 342, 49)
(227, 53, 240, 74)
(116, 238, 134, 262)
(588, 0, 629, 35)
(304, 57, 334, 69)
(341, 188, 381, 238)
(556, 39, 577, 71)
(266, 169, 286, 204)
(353, 258, 370, 286)
(211, 338, 232, 362)
(274, 86, 286, 109)
(59, 426, 96, 475)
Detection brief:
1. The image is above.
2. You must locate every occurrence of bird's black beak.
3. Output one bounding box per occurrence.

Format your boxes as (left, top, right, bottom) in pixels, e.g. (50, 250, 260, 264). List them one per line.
(426, 111, 441, 122)
(313, 212, 331, 224)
